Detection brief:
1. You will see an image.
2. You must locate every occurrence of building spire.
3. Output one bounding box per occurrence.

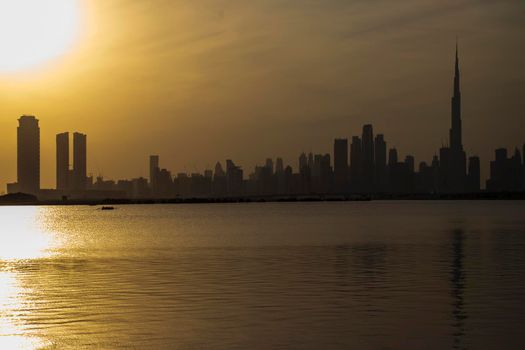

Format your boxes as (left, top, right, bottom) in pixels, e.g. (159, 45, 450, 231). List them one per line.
(450, 38, 462, 152)
(454, 38, 460, 95)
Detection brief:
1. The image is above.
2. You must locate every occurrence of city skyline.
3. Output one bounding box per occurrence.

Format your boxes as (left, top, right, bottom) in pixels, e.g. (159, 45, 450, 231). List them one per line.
(0, 1, 524, 190)
(5, 45, 524, 199)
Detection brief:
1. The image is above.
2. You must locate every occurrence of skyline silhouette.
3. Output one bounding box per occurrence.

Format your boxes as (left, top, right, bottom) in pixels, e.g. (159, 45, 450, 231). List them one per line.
(4, 45, 524, 200)
(1, 1, 524, 191)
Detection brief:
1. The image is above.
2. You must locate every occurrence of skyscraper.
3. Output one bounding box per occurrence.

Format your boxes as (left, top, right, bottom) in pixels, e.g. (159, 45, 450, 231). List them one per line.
(450, 42, 462, 153)
(467, 156, 481, 192)
(56, 132, 69, 191)
(350, 136, 362, 191)
(73, 132, 87, 191)
(150, 155, 159, 189)
(361, 124, 375, 192)
(17, 115, 40, 194)
(333, 138, 348, 192)
(445, 42, 467, 192)
(374, 134, 387, 191)
(275, 158, 284, 174)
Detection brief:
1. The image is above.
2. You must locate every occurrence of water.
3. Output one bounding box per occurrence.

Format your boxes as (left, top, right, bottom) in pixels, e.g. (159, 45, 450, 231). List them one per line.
(1, 201, 524, 349)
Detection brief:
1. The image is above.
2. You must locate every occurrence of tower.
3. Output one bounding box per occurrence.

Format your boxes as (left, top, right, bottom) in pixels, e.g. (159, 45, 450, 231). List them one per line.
(17, 115, 40, 194)
(73, 132, 87, 191)
(450, 41, 462, 152)
(361, 124, 375, 192)
(150, 155, 160, 191)
(333, 138, 348, 192)
(56, 132, 69, 190)
(446, 41, 467, 192)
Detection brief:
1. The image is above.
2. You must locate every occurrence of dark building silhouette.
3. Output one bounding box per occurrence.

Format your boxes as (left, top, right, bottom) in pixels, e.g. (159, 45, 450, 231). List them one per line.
(73, 132, 87, 191)
(333, 138, 348, 193)
(56, 132, 69, 191)
(486, 148, 523, 191)
(442, 43, 467, 193)
(361, 124, 375, 192)
(17, 115, 40, 194)
(150, 155, 159, 192)
(467, 156, 481, 192)
(226, 159, 243, 195)
(350, 136, 362, 191)
(275, 158, 284, 174)
(374, 134, 387, 192)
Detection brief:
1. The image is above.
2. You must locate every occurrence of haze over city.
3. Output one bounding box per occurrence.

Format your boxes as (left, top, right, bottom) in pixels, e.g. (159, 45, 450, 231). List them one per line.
(1, 0, 524, 189)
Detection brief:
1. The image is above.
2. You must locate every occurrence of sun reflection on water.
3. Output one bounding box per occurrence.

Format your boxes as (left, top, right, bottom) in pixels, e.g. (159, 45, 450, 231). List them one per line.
(0, 207, 55, 261)
(1, 207, 57, 349)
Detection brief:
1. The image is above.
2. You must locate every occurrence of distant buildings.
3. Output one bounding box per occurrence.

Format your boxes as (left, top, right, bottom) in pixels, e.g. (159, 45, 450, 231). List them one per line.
(333, 138, 348, 193)
(486, 148, 524, 192)
(4, 44, 524, 199)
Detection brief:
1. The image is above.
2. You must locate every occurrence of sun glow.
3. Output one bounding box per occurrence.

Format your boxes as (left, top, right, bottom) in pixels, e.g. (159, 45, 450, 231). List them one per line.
(0, 0, 82, 73)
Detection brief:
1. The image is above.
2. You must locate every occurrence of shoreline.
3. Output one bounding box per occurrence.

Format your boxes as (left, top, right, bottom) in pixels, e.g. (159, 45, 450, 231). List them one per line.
(1, 192, 524, 206)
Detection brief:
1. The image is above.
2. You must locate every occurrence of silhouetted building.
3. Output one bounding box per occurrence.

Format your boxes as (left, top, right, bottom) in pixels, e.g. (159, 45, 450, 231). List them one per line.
(213, 162, 227, 196)
(486, 148, 523, 191)
(275, 158, 284, 174)
(150, 155, 160, 193)
(226, 160, 243, 195)
(361, 124, 375, 192)
(56, 132, 69, 191)
(444, 43, 467, 193)
(374, 134, 387, 192)
(333, 138, 348, 193)
(350, 136, 362, 191)
(73, 132, 87, 191)
(467, 156, 481, 192)
(16, 115, 40, 194)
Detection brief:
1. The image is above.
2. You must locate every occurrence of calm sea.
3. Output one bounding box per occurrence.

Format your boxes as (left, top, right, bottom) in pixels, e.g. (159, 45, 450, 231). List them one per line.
(1, 201, 524, 349)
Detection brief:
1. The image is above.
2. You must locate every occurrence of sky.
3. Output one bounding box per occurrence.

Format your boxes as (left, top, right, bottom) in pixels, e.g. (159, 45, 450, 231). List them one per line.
(0, 0, 524, 190)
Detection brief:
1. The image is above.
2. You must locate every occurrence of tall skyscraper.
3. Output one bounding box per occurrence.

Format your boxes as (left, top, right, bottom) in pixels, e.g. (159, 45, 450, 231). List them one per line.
(265, 158, 274, 174)
(467, 156, 480, 192)
(333, 138, 348, 192)
(17, 115, 40, 194)
(450, 42, 462, 153)
(56, 132, 69, 191)
(73, 132, 87, 191)
(374, 134, 387, 191)
(275, 158, 284, 174)
(350, 136, 362, 190)
(445, 42, 467, 192)
(150, 155, 159, 189)
(361, 124, 375, 191)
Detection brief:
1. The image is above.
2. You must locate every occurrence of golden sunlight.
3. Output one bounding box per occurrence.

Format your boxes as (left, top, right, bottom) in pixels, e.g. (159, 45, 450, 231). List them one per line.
(0, 207, 54, 260)
(0, 0, 81, 72)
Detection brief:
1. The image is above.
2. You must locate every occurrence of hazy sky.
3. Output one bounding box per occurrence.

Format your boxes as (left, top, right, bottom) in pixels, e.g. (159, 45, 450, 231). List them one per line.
(0, 0, 524, 190)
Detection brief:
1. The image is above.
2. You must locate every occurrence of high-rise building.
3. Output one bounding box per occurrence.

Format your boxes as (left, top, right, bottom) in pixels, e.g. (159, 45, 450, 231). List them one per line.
(150, 155, 159, 189)
(56, 132, 69, 191)
(388, 148, 398, 166)
(73, 132, 87, 191)
(361, 124, 375, 192)
(299, 153, 308, 172)
(275, 158, 284, 174)
(265, 158, 274, 174)
(374, 134, 387, 191)
(467, 156, 481, 192)
(350, 136, 362, 191)
(17, 115, 40, 194)
(333, 138, 348, 192)
(445, 42, 467, 192)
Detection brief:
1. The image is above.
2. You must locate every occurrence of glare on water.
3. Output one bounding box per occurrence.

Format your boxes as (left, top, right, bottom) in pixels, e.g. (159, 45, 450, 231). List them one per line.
(0, 207, 56, 349)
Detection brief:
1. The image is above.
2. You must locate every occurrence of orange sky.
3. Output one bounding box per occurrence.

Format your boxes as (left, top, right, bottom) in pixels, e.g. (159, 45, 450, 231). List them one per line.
(0, 0, 524, 191)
